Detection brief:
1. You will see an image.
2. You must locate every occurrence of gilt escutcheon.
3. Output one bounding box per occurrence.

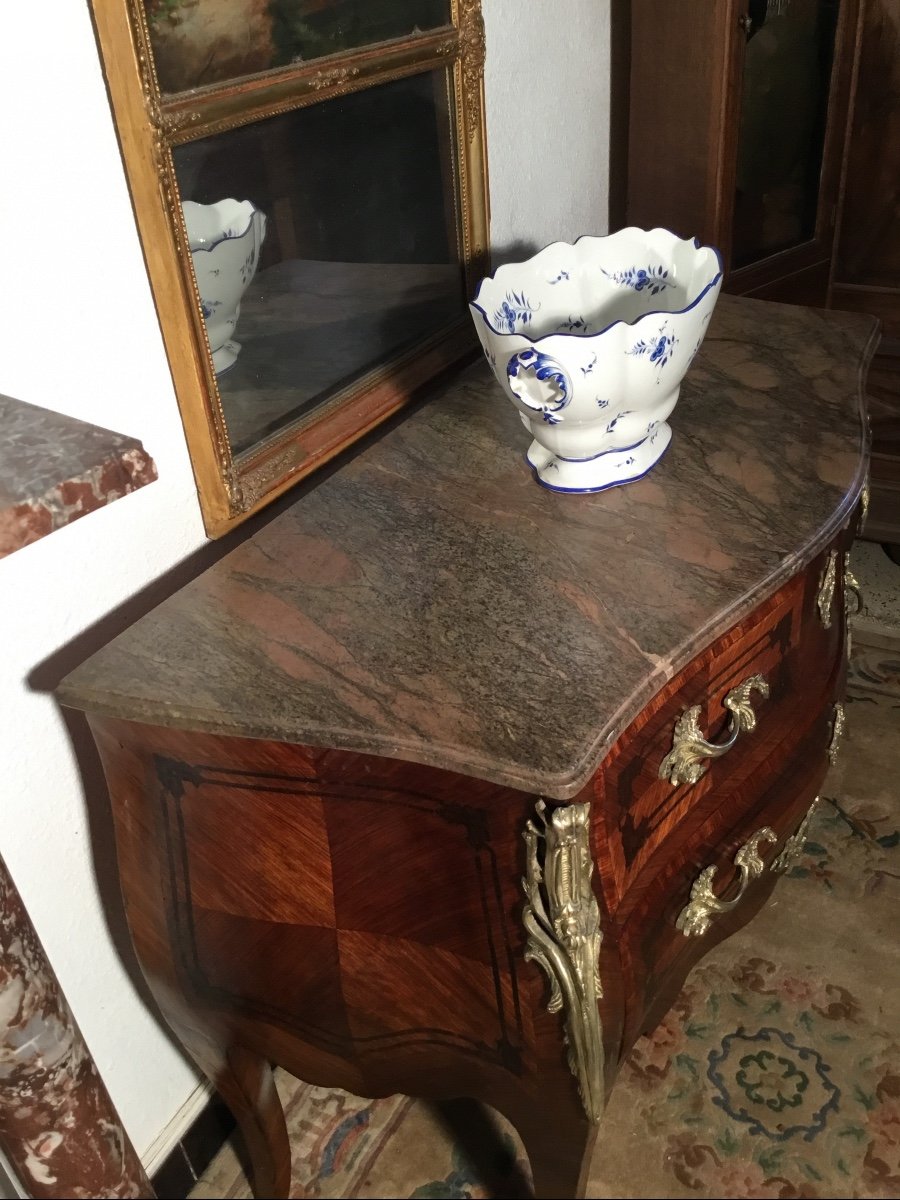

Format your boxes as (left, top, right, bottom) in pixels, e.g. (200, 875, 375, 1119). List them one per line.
(522, 800, 604, 1122)
(817, 551, 838, 629)
(772, 798, 820, 874)
(828, 702, 845, 765)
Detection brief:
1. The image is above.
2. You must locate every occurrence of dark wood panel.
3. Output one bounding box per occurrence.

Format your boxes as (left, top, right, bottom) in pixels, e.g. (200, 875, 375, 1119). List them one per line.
(832, 285, 900, 339)
(830, 292, 900, 538)
(626, 0, 739, 254)
(608, 0, 631, 232)
(735, 258, 831, 307)
(833, 0, 900, 290)
(625, 0, 860, 296)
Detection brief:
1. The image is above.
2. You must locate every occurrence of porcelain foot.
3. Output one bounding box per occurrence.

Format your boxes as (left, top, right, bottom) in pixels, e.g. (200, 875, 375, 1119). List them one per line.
(527, 424, 672, 493)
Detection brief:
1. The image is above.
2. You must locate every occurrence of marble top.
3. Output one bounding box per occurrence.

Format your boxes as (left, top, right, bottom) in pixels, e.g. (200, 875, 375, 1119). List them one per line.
(58, 296, 876, 798)
(0, 395, 157, 559)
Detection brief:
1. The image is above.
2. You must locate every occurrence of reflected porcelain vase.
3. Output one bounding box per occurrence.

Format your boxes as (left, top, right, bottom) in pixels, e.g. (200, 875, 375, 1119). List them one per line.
(470, 228, 723, 493)
(182, 199, 267, 375)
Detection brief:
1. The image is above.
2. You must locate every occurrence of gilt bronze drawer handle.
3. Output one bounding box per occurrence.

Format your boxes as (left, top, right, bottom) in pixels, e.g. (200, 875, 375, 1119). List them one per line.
(844, 551, 864, 661)
(772, 798, 820, 874)
(676, 827, 777, 937)
(522, 800, 605, 1123)
(844, 554, 863, 615)
(659, 674, 769, 787)
(828, 702, 845, 765)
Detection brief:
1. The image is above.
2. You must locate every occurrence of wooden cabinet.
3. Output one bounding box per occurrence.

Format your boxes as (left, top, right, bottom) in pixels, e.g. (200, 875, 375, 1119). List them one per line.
(58, 296, 874, 1198)
(830, 0, 900, 543)
(626, 0, 861, 305)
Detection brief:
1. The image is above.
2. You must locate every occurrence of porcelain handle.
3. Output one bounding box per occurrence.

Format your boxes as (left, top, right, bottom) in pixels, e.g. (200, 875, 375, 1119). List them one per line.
(658, 673, 769, 787)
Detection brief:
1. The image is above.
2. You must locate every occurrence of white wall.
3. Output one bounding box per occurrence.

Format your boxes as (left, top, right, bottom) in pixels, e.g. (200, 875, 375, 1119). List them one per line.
(0, 0, 610, 1166)
(484, 0, 611, 260)
(0, 0, 207, 1164)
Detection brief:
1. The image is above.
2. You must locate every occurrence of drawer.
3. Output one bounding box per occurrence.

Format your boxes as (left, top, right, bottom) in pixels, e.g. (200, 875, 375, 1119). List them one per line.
(592, 540, 848, 920)
(616, 698, 837, 1051)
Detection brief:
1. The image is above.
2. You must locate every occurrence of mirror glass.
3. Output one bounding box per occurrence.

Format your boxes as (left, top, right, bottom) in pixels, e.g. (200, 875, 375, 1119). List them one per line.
(173, 68, 466, 456)
(145, 0, 452, 94)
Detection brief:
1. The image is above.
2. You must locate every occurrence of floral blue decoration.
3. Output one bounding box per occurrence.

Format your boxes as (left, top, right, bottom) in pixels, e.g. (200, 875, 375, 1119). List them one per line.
(493, 291, 539, 334)
(548, 270, 570, 284)
(240, 247, 257, 284)
(628, 324, 678, 373)
(596, 397, 610, 409)
(507, 348, 571, 417)
(557, 315, 588, 332)
(601, 264, 674, 296)
(581, 353, 598, 376)
(605, 410, 632, 434)
(200, 299, 222, 320)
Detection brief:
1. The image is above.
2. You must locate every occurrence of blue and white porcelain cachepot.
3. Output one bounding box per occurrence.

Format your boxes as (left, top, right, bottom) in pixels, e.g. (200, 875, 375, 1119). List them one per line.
(182, 199, 267, 375)
(470, 228, 723, 492)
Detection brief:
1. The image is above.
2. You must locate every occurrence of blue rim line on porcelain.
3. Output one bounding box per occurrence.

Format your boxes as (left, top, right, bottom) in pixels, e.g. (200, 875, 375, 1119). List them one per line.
(525, 439, 672, 495)
(186, 207, 262, 254)
(552, 435, 653, 464)
(470, 230, 724, 343)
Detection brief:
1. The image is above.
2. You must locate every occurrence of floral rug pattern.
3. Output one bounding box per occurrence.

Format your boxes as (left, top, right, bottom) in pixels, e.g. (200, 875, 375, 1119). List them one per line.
(191, 688, 899, 1200)
(619, 951, 900, 1198)
(847, 645, 900, 704)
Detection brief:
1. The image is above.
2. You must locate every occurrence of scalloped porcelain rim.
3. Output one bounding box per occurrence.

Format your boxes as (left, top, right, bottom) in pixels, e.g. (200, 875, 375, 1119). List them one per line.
(183, 199, 262, 254)
(470, 227, 724, 344)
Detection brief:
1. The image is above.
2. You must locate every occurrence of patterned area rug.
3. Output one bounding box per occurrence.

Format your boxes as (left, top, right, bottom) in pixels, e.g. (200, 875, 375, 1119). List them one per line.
(190, 690, 900, 1200)
(848, 644, 900, 704)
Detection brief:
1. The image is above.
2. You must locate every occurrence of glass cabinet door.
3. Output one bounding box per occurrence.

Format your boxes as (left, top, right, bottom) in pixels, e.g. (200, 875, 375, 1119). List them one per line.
(731, 0, 841, 269)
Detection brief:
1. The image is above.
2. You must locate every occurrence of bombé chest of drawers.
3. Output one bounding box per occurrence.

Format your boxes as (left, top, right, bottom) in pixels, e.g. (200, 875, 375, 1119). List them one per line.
(58, 296, 876, 1198)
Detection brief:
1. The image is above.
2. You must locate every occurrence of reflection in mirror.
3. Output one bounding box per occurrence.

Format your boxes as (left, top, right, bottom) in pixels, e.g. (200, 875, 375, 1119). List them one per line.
(146, 0, 452, 94)
(173, 69, 466, 456)
(183, 199, 268, 375)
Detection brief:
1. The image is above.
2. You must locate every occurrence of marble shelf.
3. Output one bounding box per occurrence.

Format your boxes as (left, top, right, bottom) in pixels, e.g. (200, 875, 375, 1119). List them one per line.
(0, 394, 158, 559)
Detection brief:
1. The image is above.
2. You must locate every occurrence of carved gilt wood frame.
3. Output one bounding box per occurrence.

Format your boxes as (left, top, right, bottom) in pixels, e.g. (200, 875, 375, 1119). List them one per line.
(90, 1, 489, 535)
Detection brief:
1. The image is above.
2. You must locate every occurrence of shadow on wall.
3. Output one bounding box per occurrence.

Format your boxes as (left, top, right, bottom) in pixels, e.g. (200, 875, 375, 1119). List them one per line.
(22, 338, 505, 1067)
(487, 239, 541, 271)
(23, 419, 398, 1071)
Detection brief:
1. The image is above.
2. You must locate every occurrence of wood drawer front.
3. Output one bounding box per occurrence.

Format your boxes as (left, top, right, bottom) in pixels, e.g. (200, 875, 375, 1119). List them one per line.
(595, 550, 843, 918)
(616, 701, 835, 1051)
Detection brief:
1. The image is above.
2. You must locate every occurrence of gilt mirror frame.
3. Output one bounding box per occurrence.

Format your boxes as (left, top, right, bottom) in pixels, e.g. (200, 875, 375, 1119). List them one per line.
(91, 0, 489, 535)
